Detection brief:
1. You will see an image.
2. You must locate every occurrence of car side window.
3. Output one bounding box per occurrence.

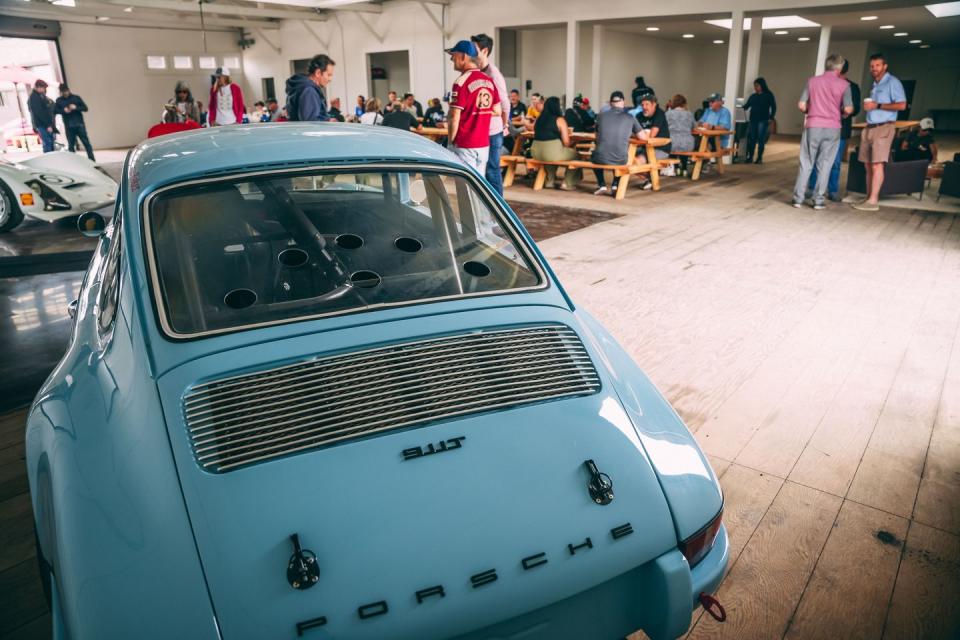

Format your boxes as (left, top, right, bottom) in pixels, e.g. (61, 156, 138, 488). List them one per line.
(97, 215, 122, 334)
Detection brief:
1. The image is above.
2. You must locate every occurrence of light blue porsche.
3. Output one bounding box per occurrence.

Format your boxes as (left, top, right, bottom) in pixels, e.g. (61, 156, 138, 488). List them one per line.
(26, 123, 727, 640)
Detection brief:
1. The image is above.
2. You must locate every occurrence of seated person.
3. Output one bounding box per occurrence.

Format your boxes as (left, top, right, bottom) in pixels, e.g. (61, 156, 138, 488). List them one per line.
(509, 89, 527, 123)
(382, 101, 422, 131)
(359, 98, 384, 125)
(524, 93, 544, 131)
(666, 94, 696, 174)
(564, 95, 596, 132)
(698, 93, 732, 151)
(329, 97, 345, 122)
(591, 91, 642, 196)
(424, 98, 445, 126)
(530, 96, 582, 191)
(635, 94, 671, 160)
(895, 118, 937, 163)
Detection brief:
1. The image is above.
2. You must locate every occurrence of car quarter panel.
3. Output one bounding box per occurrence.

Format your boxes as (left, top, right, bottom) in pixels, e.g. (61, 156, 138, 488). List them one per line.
(25, 257, 219, 639)
(575, 309, 724, 541)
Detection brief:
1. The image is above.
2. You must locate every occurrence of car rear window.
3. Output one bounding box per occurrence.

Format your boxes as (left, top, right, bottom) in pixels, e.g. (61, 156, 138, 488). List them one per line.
(146, 167, 543, 337)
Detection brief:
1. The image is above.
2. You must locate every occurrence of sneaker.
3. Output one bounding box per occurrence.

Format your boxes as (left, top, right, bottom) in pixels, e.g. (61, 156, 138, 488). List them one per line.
(792, 201, 803, 208)
(828, 193, 842, 202)
(593, 186, 608, 196)
(642, 181, 653, 191)
(661, 165, 675, 177)
(813, 202, 826, 210)
(754, 157, 763, 164)
(558, 183, 575, 191)
(852, 201, 880, 211)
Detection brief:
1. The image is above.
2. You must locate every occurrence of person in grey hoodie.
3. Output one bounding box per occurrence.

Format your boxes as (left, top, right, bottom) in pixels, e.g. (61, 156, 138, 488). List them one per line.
(285, 54, 336, 122)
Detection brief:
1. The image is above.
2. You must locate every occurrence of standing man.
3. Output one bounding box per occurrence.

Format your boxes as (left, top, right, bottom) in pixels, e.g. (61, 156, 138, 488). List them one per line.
(285, 54, 336, 122)
(471, 33, 510, 195)
(445, 40, 502, 175)
(27, 79, 56, 153)
(209, 68, 245, 126)
(54, 83, 95, 161)
(792, 54, 853, 210)
(808, 60, 860, 201)
(854, 53, 907, 211)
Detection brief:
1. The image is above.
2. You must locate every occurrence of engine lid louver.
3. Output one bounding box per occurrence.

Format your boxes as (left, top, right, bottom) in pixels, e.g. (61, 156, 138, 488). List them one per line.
(183, 325, 601, 473)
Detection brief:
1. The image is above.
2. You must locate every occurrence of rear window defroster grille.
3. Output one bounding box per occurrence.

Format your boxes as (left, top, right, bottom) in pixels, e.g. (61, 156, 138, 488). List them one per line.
(183, 325, 600, 472)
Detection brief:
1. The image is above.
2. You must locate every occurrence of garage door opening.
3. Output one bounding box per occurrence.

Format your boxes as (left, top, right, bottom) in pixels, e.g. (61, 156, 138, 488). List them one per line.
(367, 50, 410, 106)
(0, 35, 65, 153)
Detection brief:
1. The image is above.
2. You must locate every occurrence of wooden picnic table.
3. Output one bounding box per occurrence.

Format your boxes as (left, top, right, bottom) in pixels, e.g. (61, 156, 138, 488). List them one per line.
(673, 128, 735, 181)
(852, 120, 920, 130)
(417, 126, 447, 142)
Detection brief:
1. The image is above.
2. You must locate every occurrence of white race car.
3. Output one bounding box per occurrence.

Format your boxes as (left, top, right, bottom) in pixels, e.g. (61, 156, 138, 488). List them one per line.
(0, 151, 117, 232)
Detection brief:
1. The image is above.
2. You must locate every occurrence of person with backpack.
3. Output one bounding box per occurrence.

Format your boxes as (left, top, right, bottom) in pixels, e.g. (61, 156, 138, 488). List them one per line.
(285, 54, 336, 122)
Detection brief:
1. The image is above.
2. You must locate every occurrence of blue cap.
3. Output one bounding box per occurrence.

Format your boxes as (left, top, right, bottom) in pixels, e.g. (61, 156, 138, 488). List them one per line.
(445, 40, 478, 57)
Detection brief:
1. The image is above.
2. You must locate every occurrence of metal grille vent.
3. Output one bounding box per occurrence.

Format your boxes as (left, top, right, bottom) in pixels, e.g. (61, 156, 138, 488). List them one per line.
(184, 325, 600, 472)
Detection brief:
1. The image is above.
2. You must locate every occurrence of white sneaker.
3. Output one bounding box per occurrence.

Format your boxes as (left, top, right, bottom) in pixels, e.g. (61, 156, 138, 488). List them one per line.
(593, 186, 608, 196)
(660, 165, 675, 177)
(642, 181, 653, 191)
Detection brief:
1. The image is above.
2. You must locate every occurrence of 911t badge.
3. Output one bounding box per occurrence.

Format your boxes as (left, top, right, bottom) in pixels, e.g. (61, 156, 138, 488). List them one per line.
(402, 436, 466, 461)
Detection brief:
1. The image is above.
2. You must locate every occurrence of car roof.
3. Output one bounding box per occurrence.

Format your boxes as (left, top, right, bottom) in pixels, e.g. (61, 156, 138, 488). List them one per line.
(128, 123, 461, 192)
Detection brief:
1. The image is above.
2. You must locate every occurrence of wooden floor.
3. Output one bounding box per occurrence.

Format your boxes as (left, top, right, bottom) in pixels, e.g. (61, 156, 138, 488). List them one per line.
(2, 142, 959, 639)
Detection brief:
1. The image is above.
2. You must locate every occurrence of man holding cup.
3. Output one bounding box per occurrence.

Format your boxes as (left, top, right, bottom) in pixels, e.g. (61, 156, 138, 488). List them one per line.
(854, 53, 907, 211)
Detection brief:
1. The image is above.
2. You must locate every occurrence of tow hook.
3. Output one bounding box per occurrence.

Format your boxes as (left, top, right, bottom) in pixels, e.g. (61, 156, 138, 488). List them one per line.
(287, 533, 320, 590)
(699, 592, 727, 622)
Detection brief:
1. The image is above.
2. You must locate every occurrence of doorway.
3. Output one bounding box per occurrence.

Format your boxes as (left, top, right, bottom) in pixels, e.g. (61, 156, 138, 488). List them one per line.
(366, 50, 411, 105)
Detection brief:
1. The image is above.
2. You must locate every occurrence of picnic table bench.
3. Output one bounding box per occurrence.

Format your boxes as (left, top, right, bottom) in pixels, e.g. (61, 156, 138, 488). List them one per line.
(671, 128, 735, 180)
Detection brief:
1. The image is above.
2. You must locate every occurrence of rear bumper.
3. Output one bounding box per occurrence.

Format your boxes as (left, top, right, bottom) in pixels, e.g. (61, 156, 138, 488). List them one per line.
(455, 524, 729, 640)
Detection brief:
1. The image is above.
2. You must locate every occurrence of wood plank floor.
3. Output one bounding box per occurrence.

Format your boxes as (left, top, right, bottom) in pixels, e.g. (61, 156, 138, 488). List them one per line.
(2, 143, 958, 639)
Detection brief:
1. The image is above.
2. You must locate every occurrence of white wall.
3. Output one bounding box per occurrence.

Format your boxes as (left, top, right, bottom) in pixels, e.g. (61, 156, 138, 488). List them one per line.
(59, 22, 245, 148)
(886, 47, 960, 121)
(518, 27, 566, 101)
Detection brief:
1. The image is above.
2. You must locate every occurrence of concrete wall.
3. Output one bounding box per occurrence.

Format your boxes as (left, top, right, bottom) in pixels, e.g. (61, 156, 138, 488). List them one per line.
(518, 27, 566, 101)
(886, 46, 960, 121)
(58, 22, 243, 148)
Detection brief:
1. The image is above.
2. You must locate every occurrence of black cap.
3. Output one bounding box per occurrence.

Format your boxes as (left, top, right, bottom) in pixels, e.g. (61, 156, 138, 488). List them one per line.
(610, 90, 625, 102)
(58, 83, 69, 92)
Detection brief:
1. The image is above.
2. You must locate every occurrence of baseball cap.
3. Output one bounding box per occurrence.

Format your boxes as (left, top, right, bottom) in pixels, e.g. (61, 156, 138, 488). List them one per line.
(445, 40, 478, 57)
(34, 79, 48, 88)
(216, 67, 231, 77)
(609, 90, 625, 102)
(920, 117, 935, 130)
(707, 92, 723, 103)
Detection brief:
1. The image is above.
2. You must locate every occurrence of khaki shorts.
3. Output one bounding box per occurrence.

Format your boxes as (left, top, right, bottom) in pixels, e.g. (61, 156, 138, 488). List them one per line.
(858, 122, 895, 163)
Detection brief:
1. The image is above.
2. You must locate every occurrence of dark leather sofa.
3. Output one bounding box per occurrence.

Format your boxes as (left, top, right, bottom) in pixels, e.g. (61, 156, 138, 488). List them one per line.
(847, 147, 928, 199)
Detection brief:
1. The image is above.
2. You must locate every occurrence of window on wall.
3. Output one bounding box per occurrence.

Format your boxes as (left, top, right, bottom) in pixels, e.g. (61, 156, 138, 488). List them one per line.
(146, 55, 167, 70)
(222, 55, 240, 70)
(199, 55, 217, 70)
(173, 55, 193, 70)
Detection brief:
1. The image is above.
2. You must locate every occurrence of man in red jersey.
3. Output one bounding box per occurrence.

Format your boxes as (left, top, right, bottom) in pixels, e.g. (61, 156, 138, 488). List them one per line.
(445, 40, 502, 174)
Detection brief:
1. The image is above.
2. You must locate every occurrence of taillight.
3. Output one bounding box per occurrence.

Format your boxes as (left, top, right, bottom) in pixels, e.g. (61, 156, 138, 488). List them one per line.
(679, 509, 723, 567)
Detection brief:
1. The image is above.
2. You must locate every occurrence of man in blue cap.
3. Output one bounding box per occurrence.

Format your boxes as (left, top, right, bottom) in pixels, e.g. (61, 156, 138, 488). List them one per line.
(444, 39, 502, 175)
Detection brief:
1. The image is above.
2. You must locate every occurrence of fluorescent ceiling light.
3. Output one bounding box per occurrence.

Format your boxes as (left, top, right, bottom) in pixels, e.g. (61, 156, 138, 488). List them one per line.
(860, 16, 878, 20)
(909, 39, 922, 43)
(237, 0, 369, 6)
(713, 39, 724, 44)
(704, 16, 819, 30)
(926, 2, 960, 18)
(775, 30, 788, 34)
(646, 27, 659, 31)
(51, 0, 76, 6)
(95, 15, 110, 21)
(879, 25, 895, 29)
(798, 37, 810, 41)
(124, 6, 133, 11)
(894, 32, 908, 36)
(682, 34, 695, 38)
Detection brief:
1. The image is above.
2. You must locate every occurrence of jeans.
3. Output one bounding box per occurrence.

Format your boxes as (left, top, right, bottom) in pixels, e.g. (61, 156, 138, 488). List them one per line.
(746, 119, 769, 160)
(448, 144, 489, 175)
(485, 132, 504, 194)
(37, 127, 55, 153)
(808, 138, 846, 198)
(66, 126, 96, 161)
(793, 127, 841, 206)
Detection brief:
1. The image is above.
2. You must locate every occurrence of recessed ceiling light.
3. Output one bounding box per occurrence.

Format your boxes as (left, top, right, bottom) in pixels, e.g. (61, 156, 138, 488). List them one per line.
(775, 30, 788, 35)
(798, 37, 810, 41)
(860, 15, 878, 20)
(909, 39, 922, 43)
(713, 40, 724, 44)
(682, 34, 695, 38)
(879, 25, 895, 29)
(646, 27, 660, 31)
(51, 0, 76, 5)
(123, 6, 133, 11)
(894, 32, 908, 36)
(95, 15, 110, 21)
(926, 2, 960, 18)
(919, 44, 931, 48)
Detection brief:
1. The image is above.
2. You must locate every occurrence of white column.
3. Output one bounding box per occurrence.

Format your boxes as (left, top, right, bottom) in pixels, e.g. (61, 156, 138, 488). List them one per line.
(815, 25, 832, 74)
(565, 20, 578, 108)
(591, 25, 603, 106)
(723, 10, 745, 164)
(742, 17, 763, 96)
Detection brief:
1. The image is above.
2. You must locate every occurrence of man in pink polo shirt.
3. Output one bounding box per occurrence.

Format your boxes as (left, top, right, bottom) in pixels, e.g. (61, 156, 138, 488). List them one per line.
(793, 54, 854, 210)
